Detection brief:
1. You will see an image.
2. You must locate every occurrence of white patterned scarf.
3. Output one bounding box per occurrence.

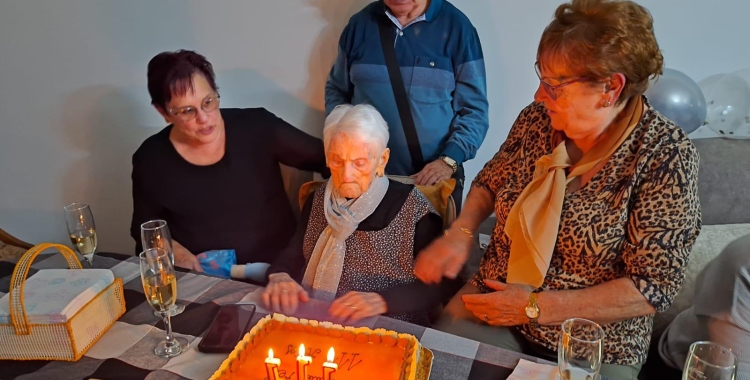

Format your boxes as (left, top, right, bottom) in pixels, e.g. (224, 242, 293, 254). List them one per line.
(302, 176, 389, 301)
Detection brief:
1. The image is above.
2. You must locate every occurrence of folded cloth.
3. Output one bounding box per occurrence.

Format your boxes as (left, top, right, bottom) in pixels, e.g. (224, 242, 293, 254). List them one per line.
(0, 269, 114, 324)
(508, 359, 559, 380)
(196, 250, 237, 278)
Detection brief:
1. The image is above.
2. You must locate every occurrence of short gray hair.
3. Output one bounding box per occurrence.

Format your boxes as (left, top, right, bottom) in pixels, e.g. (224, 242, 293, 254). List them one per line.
(323, 104, 389, 155)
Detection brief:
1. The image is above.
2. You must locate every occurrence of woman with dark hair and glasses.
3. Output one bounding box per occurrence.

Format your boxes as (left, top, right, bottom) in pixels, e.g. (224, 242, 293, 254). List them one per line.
(414, 0, 701, 378)
(131, 50, 328, 274)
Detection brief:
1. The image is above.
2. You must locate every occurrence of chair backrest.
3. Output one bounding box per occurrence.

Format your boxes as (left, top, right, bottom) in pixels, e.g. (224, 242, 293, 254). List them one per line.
(298, 177, 456, 229)
(442, 196, 457, 228)
(298, 181, 325, 210)
(0, 228, 33, 261)
(0, 228, 33, 249)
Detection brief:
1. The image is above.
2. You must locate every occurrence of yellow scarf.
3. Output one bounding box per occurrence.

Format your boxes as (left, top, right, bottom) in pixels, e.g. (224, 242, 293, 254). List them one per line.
(504, 97, 644, 288)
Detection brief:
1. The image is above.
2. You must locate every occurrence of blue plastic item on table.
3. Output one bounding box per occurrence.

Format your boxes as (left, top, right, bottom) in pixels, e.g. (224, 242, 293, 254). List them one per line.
(196, 249, 236, 278)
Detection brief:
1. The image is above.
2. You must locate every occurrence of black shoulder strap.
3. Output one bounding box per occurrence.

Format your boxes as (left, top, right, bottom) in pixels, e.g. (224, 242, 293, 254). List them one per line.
(377, 19, 425, 171)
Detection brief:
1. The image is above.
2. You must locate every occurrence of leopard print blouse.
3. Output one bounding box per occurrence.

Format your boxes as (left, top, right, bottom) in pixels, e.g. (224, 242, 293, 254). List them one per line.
(469, 97, 701, 365)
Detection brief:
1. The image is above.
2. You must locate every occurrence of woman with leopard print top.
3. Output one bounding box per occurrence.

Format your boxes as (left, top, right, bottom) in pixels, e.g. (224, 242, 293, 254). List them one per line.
(413, 1, 701, 379)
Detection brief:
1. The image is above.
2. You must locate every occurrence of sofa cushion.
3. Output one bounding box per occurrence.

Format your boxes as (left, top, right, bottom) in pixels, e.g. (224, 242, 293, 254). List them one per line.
(692, 138, 750, 225)
(652, 223, 750, 336)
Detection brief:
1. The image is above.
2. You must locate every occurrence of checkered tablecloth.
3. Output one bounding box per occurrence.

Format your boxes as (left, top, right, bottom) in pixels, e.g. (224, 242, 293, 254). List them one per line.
(0, 251, 585, 380)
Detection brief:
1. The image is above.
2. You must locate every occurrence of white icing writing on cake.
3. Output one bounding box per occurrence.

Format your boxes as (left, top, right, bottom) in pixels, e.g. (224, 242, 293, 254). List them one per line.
(284, 345, 363, 371)
(268, 370, 332, 380)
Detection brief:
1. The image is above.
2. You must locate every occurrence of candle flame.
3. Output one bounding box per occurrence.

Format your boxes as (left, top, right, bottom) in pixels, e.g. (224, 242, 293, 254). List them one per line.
(268, 348, 274, 359)
(299, 344, 305, 356)
(327, 347, 335, 362)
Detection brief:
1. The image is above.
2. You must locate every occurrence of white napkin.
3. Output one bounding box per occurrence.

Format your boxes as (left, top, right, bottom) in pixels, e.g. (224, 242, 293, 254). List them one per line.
(510, 359, 602, 380)
(508, 359, 559, 380)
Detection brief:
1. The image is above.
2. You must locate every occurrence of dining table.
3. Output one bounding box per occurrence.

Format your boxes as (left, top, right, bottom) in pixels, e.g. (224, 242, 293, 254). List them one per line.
(0, 251, 611, 380)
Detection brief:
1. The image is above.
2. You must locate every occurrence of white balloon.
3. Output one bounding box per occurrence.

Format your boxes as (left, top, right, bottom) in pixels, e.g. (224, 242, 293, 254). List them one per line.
(729, 67, 750, 138)
(704, 73, 750, 139)
(732, 67, 750, 86)
(698, 73, 726, 100)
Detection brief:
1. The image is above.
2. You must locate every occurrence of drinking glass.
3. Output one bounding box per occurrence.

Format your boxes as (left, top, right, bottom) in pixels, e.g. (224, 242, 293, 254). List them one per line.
(558, 318, 604, 380)
(64, 202, 97, 267)
(139, 247, 188, 357)
(141, 220, 185, 316)
(683, 341, 737, 380)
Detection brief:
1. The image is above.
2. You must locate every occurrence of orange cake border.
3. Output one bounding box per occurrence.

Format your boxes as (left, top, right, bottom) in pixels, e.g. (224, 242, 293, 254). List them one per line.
(209, 313, 423, 380)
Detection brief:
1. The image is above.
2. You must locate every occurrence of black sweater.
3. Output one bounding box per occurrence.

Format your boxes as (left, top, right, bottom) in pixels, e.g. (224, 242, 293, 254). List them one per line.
(130, 108, 328, 264)
(267, 180, 446, 315)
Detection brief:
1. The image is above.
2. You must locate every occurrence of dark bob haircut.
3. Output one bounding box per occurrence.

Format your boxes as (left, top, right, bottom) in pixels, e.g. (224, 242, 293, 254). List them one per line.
(147, 50, 219, 110)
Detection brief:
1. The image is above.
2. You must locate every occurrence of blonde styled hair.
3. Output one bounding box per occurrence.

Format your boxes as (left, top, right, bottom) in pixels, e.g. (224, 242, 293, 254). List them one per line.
(538, 0, 664, 104)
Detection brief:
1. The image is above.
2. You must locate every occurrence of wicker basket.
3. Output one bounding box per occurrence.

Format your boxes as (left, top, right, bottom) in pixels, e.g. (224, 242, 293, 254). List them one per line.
(0, 243, 126, 361)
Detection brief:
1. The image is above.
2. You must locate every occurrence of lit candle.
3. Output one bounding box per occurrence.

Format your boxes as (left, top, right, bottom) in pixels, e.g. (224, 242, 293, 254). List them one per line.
(265, 348, 281, 380)
(322, 347, 337, 380)
(296, 344, 312, 380)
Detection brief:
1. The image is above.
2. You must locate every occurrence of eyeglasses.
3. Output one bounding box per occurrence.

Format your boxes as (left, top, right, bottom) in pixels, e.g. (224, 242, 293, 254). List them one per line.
(168, 94, 221, 122)
(535, 62, 590, 100)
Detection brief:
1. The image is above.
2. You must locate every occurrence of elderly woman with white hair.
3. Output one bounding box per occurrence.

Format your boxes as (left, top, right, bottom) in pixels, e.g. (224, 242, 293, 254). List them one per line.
(263, 104, 445, 325)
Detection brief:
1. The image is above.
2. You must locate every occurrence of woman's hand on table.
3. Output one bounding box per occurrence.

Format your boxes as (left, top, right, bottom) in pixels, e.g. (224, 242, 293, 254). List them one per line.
(414, 226, 474, 284)
(329, 291, 387, 323)
(462, 279, 533, 326)
(262, 273, 309, 314)
(172, 241, 203, 272)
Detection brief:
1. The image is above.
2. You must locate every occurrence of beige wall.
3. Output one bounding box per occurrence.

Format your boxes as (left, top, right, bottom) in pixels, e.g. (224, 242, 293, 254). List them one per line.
(1, 0, 748, 253)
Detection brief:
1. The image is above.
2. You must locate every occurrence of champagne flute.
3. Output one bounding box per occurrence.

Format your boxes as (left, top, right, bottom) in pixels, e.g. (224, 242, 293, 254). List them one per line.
(683, 341, 737, 380)
(64, 202, 97, 267)
(141, 219, 185, 316)
(139, 247, 188, 357)
(558, 318, 604, 380)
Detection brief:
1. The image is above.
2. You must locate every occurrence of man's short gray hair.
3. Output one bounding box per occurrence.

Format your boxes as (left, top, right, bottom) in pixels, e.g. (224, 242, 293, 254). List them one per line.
(323, 104, 389, 155)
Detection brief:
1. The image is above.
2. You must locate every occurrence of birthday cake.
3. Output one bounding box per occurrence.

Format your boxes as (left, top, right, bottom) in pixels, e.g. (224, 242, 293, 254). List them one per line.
(209, 313, 432, 380)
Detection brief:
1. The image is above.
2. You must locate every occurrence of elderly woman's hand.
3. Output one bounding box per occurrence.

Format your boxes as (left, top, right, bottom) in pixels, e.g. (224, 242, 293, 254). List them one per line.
(461, 279, 533, 326)
(262, 273, 309, 315)
(329, 291, 387, 323)
(414, 226, 474, 284)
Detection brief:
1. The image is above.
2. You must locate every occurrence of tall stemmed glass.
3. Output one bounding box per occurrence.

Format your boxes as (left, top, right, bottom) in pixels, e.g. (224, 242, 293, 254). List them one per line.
(141, 220, 185, 316)
(64, 202, 97, 267)
(558, 318, 604, 380)
(139, 247, 188, 357)
(683, 341, 737, 380)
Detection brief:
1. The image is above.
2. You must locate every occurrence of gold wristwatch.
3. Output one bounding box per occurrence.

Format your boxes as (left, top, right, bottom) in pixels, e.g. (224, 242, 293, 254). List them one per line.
(439, 155, 458, 174)
(525, 292, 541, 328)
